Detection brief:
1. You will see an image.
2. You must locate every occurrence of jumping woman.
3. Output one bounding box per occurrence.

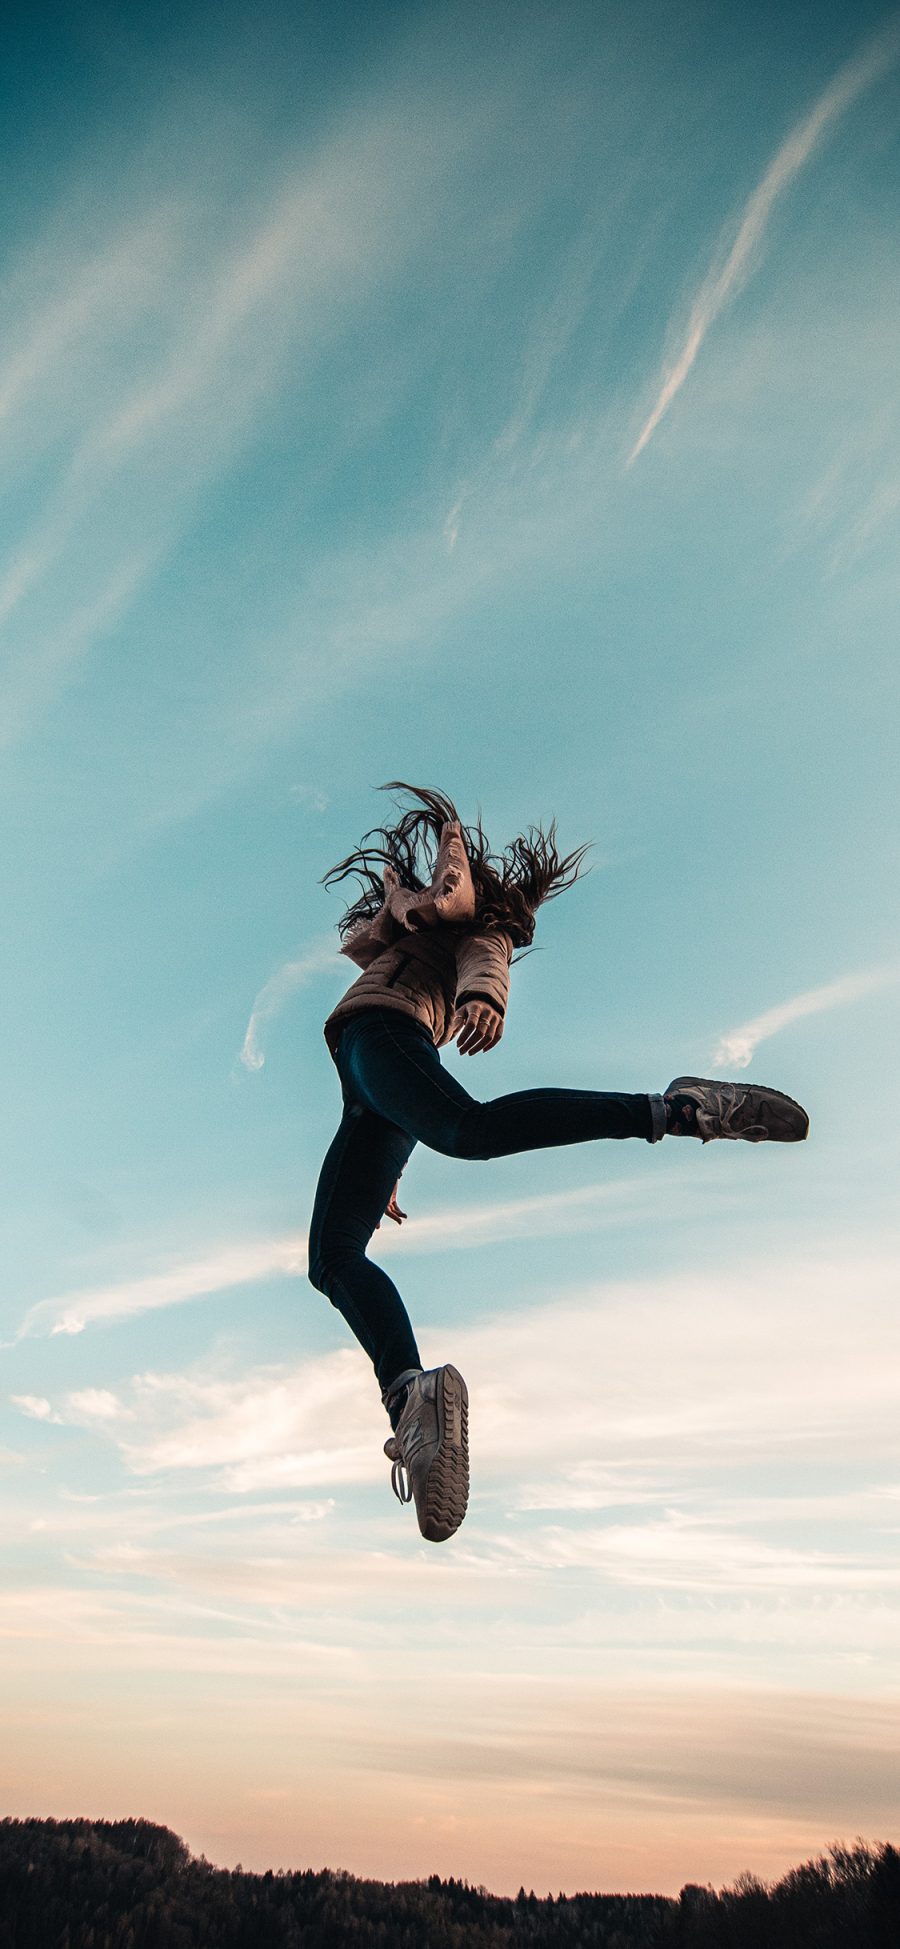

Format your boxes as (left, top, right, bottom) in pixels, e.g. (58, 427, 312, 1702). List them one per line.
(308, 784, 808, 1544)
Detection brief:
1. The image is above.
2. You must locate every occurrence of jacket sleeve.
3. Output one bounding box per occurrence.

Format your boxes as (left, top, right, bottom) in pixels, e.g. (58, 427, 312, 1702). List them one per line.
(454, 930, 513, 1019)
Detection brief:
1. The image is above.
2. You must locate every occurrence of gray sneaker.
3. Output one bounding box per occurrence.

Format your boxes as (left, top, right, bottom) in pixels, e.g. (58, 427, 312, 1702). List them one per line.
(383, 1364, 469, 1543)
(665, 1076, 809, 1143)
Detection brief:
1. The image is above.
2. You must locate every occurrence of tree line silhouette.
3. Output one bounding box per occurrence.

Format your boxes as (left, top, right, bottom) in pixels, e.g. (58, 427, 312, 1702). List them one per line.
(1, 1818, 898, 1946)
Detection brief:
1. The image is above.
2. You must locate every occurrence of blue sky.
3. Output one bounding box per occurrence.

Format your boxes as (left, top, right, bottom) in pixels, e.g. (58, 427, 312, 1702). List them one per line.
(2, 0, 900, 1897)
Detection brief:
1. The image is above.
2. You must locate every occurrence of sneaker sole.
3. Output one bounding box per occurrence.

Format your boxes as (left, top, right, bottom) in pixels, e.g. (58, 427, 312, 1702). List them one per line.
(421, 1364, 469, 1543)
(667, 1077, 809, 1142)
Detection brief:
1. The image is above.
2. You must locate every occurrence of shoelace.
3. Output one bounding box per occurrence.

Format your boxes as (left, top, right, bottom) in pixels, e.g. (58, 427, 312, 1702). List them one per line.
(695, 1087, 767, 1143)
(390, 1455, 412, 1504)
(387, 1411, 426, 1505)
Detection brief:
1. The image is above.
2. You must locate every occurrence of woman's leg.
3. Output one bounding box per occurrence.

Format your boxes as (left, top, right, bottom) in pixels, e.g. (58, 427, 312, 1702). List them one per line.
(308, 1083, 471, 1540)
(336, 1009, 664, 1159)
(307, 1100, 421, 1400)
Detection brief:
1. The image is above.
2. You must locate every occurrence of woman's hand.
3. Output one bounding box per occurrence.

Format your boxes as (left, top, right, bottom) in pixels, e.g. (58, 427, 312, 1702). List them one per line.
(457, 1000, 503, 1055)
(377, 1183, 408, 1227)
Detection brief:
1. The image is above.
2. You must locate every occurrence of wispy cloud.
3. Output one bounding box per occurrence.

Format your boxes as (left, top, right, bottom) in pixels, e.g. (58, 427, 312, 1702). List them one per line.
(123, 1356, 378, 1491)
(457, 1253, 900, 1477)
(13, 1171, 711, 1340)
(0, 552, 153, 752)
(3, 1588, 896, 1893)
(443, 209, 605, 549)
(0, 69, 501, 758)
(628, 17, 900, 463)
(25, 1248, 900, 1494)
(0, 27, 654, 844)
(10, 1395, 61, 1424)
(16, 1236, 309, 1340)
(500, 1510, 900, 1593)
(66, 1388, 135, 1424)
(713, 964, 899, 1069)
(289, 784, 330, 813)
(9, 1245, 900, 1892)
(0, 210, 181, 435)
(385, 1171, 716, 1253)
(828, 470, 900, 574)
(239, 936, 339, 1071)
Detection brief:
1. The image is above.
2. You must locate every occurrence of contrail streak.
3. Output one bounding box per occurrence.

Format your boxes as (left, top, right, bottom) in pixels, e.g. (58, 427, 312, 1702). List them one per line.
(713, 965, 898, 1070)
(629, 17, 900, 463)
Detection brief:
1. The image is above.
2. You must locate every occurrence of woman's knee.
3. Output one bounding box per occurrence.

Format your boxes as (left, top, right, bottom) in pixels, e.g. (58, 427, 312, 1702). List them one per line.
(308, 1235, 337, 1296)
(307, 1250, 328, 1297)
(432, 1107, 490, 1161)
(308, 1235, 363, 1298)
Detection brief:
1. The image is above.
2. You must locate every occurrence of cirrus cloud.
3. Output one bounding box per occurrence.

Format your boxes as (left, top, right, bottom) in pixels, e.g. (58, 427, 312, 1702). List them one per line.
(713, 964, 899, 1070)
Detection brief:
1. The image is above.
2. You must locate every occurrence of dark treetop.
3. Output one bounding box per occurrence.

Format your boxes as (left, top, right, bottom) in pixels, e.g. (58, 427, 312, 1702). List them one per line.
(1, 1818, 899, 1948)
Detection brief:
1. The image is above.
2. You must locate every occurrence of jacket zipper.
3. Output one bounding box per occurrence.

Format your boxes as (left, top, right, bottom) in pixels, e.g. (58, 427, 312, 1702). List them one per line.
(384, 954, 412, 988)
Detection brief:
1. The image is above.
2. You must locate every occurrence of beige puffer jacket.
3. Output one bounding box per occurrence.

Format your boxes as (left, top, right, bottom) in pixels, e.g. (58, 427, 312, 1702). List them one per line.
(324, 924, 513, 1055)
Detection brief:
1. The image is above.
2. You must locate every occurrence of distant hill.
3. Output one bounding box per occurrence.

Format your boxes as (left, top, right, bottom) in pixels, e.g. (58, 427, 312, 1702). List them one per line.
(1, 1817, 898, 1947)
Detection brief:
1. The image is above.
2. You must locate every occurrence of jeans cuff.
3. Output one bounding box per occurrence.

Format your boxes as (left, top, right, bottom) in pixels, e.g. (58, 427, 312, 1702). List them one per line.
(647, 1093, 667, 1143)
(381, 1366, 422, 1411)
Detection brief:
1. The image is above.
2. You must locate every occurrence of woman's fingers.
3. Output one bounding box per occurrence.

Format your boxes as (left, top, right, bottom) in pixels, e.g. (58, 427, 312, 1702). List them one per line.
(458, 1001, 502, 1053)
(457, 1006, 480, 1053)
(461, 1004, 491, 1052)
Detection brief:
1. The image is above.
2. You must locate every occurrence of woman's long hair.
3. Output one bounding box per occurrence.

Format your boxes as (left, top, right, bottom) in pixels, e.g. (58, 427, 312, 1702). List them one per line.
(322, 782, 590, 949)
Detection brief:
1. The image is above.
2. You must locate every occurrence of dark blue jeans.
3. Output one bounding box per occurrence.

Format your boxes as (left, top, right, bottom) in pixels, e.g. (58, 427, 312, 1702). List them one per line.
(307, 1009, 658, 1398)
